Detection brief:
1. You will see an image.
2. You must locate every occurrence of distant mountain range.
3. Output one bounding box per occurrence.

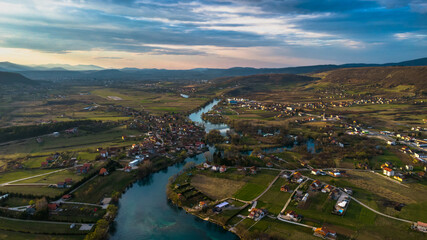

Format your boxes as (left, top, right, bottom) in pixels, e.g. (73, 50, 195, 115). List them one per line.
(0, 57, 425, 82)
(0, 62, 105, 72)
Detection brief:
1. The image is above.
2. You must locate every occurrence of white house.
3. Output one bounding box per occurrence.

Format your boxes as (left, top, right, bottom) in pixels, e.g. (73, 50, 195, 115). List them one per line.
(383, 167, 394, 177)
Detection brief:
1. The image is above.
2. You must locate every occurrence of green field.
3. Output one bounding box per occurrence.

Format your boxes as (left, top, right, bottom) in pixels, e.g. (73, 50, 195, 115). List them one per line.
(0, 230, 84, 240)
(72, 171, 135, 203)
(233, 170, 278, 201)
(0, 217, 89, 235)
(0, 169, 58, 184)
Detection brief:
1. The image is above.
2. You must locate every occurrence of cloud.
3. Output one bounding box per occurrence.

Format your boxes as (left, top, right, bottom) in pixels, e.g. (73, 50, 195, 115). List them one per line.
(0, 0, 425, 68)
(95, 57, 124, 59)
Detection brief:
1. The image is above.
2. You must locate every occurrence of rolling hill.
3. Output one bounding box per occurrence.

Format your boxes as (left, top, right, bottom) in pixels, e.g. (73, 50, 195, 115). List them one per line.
(319, 66, 427, 91)
(0, 71, 37, 85)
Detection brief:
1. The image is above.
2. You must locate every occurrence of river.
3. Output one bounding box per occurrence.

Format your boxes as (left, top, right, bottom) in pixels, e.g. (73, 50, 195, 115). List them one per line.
(110, 99, 239, 240)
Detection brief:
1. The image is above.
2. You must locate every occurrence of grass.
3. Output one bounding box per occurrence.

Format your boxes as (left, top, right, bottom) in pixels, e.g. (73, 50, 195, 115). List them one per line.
(0, 169, 58, 184)
(0, 185, 64, 198)
(16, 169, 84, 184)
(191, 174, 245, 200)
(0, 197, 33, 207)
(72, 171, 135, 203)
(0, 230, 84, 240)
(0, 126, 137, 155)
(371, 149, 403, 168)
(257, 178, 295, 215)
(0, 217, 89, 235)
(233, 171, 277, 201)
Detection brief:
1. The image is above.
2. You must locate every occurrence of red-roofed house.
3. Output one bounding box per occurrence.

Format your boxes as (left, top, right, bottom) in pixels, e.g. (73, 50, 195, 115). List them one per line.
(383, 167, 394, 177)
(48, 203, 59, 211)
(99, 168, 109, 176)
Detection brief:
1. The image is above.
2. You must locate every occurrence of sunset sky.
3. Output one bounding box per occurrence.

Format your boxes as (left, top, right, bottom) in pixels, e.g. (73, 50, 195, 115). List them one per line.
(0, 0, 426, 69)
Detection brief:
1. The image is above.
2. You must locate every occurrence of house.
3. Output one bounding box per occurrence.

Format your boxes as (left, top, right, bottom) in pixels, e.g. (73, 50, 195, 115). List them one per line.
(99, 150, 109, 158)
(220, 165, 227, 173)
(291, 172, 304, 183)
(211, 165, 219, 171)
(394, 173, 405, 182)
(301, 193, 309, 202)
(204, 161, 212, 169)
(199, 201, 207, 208)
(213, 201, 229, 212)
(343, 187, 353, 195)
(413, 221, 427, 233)
(99, 168, 109, 176)
(282, 172, 292, 179)
(76, 163, 92, 174)
(41, 161, 48, 167)
(62, 194, 72, 200)
(329, 170, 341, 177)
(65, 127, 78, 134)
(314, 227, 337, 239)
(280, 185, 290, 192)
(282, 210, 302, 222)
(311, 169, 320, 175)
(64, 178, 73, 185)
(237, 166, 244, 171)
(248, 208, 267, 221)
(381, 162, 393, 169)
(124, 166, 132, 172)
(266, 162, 274, 168)
(322, 185, 334, 193)
(56, 182, 66, 188)
(48, 203, 59, 211)
(195, 142, 205, 149)
(310, 180, 322, 191)
(383, 167, 394, 177)
(250, 166, 257, 174)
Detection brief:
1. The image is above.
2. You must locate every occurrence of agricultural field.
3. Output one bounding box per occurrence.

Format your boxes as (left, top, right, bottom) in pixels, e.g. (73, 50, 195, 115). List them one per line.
(0, 217, 89, 235)
(0, 230, 84, 240)
(191, 174, 245, 200)
(72, 171, 136, 204)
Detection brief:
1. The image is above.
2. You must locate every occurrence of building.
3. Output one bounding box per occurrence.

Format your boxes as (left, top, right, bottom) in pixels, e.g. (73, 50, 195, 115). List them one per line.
(99, 168, 109, 176)
(248, 208, 267, 221)
(219, 165, 227, 173)
(413, 221, 427, 233)
(282, 210, 302, 222)
(314, 227, 337, 239)
(383, 167, 394, 177)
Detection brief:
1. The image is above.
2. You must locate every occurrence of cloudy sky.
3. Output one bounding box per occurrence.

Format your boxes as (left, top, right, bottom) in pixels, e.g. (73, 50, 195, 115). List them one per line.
(0, 0, 426, 69)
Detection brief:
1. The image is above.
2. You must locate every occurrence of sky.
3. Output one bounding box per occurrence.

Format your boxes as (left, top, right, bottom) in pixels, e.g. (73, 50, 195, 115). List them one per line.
(0, 0, 426, 69)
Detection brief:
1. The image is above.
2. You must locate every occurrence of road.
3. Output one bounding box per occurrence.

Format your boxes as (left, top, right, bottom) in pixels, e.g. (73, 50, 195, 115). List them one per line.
(279, 178, 309, 214)
(0, 167, 76, 187)
(346, 193, 414, 224)
(252, 170, 284, 202)
(0, 215, 94, 225)
(276, 216, 316, 230)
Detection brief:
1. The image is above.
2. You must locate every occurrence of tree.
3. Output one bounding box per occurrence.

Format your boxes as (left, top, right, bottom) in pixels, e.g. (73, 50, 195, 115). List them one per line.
(183, 162, 196, 171)
(111, 191, 121, 203)
(137, 160, 153, 178)
(35, 197, 47, 212)
(84, 219, 109, 240)
(205, 129, 224, 144)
